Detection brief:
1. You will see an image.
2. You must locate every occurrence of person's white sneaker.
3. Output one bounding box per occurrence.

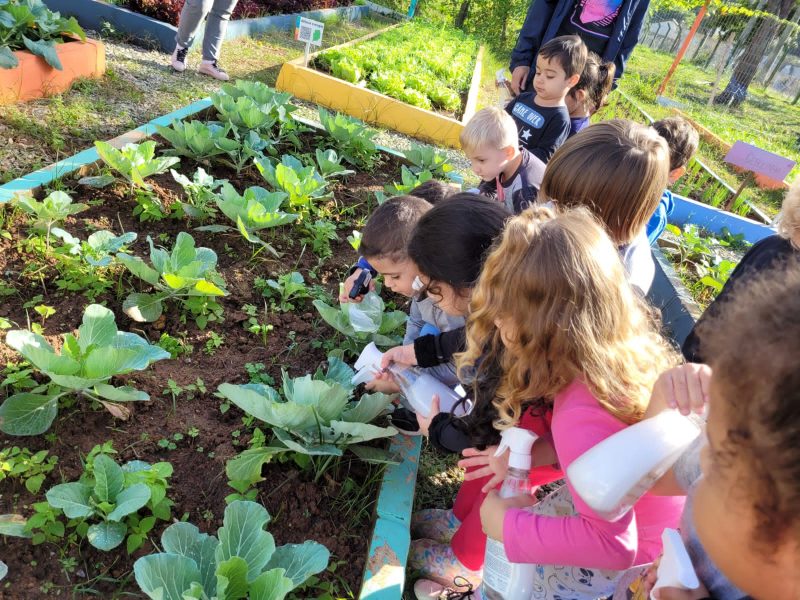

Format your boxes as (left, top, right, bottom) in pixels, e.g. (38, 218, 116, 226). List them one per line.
(171, 46, 189, 72)
(198, 60, 230, 81)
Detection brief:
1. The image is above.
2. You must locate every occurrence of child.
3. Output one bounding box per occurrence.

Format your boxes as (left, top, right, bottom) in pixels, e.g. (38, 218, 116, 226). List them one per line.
(412, 207, 684, 599)
(505, 35, 587, 162)
(541, 118, 670, 294)
(461, 106, 546, 214)
(565, 52, 615, 136)
(645, 117, 700, 245)
(352, 195, 465, 391)
(682, 178, 799, 363)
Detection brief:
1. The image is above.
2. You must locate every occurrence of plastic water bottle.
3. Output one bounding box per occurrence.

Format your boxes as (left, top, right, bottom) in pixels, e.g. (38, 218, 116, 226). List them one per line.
(567, 409, 703, 521)
(478, 427, 538, 600)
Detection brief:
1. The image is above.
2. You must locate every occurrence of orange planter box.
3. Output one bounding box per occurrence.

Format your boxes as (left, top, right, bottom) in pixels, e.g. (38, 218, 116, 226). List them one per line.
(0, 38, 106, 105)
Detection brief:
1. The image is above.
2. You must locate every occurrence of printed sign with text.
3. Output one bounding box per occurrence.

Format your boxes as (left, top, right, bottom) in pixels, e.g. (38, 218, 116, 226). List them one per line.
(724, 141, 796, 183)
(295, 16, 324, 46)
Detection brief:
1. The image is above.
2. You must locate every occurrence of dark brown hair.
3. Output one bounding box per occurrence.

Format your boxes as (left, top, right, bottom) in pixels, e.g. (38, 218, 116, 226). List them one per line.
(699, 262, 800, 550)
(538, 35, 588, 79)
(360, 195, 432, 262)
(652, 116, 700, 171)
(541, 119, 670, 245)
(567, 52, 616, 114)
(409, 180, 458, 205)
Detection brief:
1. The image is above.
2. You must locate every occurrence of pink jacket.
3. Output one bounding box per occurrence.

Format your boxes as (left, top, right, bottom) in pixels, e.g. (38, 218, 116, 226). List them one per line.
(502, 379, 685, 569)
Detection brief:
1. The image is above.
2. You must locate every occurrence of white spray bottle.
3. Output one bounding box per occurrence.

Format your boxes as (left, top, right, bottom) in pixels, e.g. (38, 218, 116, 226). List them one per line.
(567, 409, 703, 521)
(478, 427, 538, 600)
(650, 529, 700, 599)
(351, 342, 469, 417)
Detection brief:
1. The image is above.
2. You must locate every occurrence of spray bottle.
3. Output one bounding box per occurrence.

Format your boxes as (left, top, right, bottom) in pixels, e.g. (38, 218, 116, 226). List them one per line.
(567, 409, 703, 521)
(351, 342, 469, 417)
(478, 427, 538, 600)
(650, 529, 700, 599)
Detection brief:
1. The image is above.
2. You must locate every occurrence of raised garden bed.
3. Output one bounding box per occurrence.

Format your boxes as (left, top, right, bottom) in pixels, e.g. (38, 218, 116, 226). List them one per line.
(276, 22, 484, 148)
(43, 0, 373, 53)
(0, 37, 105, 105)
(0, 88, 425, 599)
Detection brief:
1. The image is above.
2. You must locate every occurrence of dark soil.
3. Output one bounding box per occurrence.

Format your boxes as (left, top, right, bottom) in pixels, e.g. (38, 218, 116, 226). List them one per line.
(0, 126, 406, 598)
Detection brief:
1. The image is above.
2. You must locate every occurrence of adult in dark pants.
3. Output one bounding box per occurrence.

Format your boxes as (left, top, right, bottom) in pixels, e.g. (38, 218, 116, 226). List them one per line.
(509, 0, 651, 94)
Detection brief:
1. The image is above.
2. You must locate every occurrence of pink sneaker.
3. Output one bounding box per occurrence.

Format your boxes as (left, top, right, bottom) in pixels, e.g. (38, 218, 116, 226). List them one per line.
(171, 46, 188, 72)
(198, 60, 230, 81)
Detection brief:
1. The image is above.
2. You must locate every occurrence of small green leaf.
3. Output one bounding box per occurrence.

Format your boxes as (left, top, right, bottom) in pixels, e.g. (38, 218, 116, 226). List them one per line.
(88, 521, 127, 551)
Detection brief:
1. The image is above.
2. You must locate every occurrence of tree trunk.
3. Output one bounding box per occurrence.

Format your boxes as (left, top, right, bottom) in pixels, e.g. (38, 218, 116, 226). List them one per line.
(715, 0, 795, 107)
(454, 0, 471, 28)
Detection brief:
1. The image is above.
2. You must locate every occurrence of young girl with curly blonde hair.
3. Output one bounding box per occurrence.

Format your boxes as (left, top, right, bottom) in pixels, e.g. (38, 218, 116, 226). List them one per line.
(415, 206, 685, 599)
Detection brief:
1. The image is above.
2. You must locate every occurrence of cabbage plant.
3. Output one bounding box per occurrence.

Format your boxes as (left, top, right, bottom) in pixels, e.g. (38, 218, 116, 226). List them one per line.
(313, 291, 407, 353)
(254, 154, 329, 214)
(95, 140, 180, 192)
(0, 304, 170, 435)
(156, 120, 238, 162)
(134, 500, 329, 600)
(218, 356, 397, 487)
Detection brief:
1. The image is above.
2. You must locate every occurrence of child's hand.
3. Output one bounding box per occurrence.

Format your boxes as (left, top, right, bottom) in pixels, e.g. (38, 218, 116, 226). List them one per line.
(339, 269, 375, 303)
(480, 490, 536, 541)
(645, 364, 711, 419)
(418, 395, 440, 437)
(365, 375, 401, 394)
(458, 445, 509, 493)
(380, 344, 417, 368)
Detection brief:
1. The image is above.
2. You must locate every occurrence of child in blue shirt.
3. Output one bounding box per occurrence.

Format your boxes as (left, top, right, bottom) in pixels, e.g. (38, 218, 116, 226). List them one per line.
(645, 116, 700, 245)
(505, 35, 587, 163)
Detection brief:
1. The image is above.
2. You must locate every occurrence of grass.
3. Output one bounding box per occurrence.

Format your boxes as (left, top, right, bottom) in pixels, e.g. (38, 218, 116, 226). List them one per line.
(413, 442, 464, 512)
(617, 44, 799, 214)
(0, 14, 393, 184)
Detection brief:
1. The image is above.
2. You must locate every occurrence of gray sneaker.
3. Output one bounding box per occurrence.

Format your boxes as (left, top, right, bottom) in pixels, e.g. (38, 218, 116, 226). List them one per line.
(171, 46, 188, 72)
(198, 60, 230, 81)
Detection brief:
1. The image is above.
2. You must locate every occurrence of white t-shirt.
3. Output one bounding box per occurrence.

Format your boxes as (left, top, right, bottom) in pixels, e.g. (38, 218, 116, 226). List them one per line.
(619, 230, 655, 295)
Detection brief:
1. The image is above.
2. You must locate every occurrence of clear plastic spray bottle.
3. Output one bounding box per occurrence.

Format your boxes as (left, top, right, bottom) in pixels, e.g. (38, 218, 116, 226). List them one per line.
(478, 427, 538, 600)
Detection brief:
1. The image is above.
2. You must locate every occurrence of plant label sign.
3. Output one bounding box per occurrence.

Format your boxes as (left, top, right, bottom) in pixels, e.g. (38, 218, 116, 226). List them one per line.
(724, 141, 796, 183)
(295, 16, 324, 47)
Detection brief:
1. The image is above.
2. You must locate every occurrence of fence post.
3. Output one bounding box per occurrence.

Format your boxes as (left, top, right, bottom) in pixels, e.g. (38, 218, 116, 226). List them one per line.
(657, 0, 711, 96)
(407, 0, 418, 18)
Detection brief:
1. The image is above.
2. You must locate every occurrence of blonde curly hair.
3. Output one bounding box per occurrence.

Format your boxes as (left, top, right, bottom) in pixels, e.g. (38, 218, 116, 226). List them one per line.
(457, 207, 679, 428)
(777, 178, 800, 248)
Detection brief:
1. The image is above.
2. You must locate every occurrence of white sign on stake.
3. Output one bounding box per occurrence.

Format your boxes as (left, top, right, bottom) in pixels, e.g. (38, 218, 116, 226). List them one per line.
(295, 16, 324, 66)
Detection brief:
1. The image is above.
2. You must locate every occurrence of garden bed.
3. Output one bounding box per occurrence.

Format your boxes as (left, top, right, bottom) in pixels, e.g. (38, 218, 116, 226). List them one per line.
(0, 87, 429, 598)
(276, 21, 484, 148)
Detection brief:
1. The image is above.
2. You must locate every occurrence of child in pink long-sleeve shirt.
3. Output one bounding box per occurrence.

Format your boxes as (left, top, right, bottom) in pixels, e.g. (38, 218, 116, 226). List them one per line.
(451, 207, 685, 599)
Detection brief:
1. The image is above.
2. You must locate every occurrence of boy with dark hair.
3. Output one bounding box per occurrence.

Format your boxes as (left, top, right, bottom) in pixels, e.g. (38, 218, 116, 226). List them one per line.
(646, 116, 700, 244)
(505, 35, 588, 163)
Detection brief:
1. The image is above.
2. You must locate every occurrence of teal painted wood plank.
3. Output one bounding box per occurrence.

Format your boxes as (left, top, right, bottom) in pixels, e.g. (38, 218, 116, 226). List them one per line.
(376, 435, 421, 525)
(360, 517, 411, 599)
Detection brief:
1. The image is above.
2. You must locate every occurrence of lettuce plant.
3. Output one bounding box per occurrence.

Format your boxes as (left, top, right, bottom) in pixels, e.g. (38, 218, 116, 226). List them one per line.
(156, 120, 238, 162)
(15, 190, 88, 242)
(218, 356, 397, 486)
(0, 304, 170, 435)
(255, 154, 329, 214)
(117, 232, 228, 328)
(41, 453, 174, 552)
(134, 500, 329, 600)
(314, 291, 407, 353)
(197, 183, 297, 254)
(317, 108, 379, 170)
(95, 140, 180, 192)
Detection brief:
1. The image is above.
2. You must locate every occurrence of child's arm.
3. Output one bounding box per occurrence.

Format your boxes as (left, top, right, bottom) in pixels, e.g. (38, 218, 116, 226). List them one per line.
(403, 299, 426, 345)
(509, 0, 558, 94)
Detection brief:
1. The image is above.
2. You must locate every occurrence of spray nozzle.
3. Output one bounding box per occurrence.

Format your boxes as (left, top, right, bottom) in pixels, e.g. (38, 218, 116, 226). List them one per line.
(650, 529, 699, 599)
(352, 342, 384, 386)
(495, 427, 538, 471)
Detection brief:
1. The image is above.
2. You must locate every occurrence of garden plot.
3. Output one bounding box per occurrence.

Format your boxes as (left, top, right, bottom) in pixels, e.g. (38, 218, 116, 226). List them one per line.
(0, 80, 455, 598)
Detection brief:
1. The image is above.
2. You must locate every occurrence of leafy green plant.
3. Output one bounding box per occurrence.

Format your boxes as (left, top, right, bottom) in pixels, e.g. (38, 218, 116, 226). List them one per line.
(197, 183, 297, 254)
(214, 80, 304, 144)
(133, 187, 169, 222)
(256, 271, 309, 312)
(313, 291, 407, 353)
(0, 304, 170, 436)
(156, 120, 238, 162)
(34, 452, 173, 552)
(117, 232, 228, 328)
(255, 154, 329, 214)
(156, 332, 194, 358)
(403, 144, 458, 180)
(301, 219, 338, 259)
(95, 140, 180, 192)
(218, 356, 398, 486)
(133, 500, 329, 600)
(219, 130, 272, 173)
(170, 167, 223, 222)
(51, 228, 137, 267)
(382, 165, 434, 198)
(347, 230, 361, 251)
(0, 447, 57, 493)
(242, 303, 273, 345)
(317, 108, 379, 170)
(204, 331, 224, 355)
(315, 148, 354, 179)
(15, 190, 88, 243)
(0, 0, 85, 70)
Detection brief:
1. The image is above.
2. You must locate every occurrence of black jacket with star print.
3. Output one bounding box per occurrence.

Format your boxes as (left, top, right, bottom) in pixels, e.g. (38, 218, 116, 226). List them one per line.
(505, 92, 570, 163)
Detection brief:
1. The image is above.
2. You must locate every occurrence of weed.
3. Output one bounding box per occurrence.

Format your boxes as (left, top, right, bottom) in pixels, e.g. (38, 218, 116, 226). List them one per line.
(204, 331, 224, 355)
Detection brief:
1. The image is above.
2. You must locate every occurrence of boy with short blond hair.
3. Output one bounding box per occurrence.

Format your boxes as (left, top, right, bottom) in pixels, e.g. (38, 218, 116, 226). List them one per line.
(646, 116, 700, 244)
(461, 106, 546, 214)
(506, 34, 587, 163)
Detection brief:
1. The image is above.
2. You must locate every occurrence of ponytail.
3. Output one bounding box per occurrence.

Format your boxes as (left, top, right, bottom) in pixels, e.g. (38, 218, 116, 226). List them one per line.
(568, 53, 616, 115)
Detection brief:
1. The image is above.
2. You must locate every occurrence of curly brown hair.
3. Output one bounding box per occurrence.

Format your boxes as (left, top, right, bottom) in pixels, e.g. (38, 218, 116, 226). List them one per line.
(698, 262, 800, 550)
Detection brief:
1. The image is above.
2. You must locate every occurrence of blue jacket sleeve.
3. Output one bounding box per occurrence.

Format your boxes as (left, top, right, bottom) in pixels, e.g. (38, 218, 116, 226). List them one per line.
(509, 0, 559, 71)
(613, 0, 651, 81)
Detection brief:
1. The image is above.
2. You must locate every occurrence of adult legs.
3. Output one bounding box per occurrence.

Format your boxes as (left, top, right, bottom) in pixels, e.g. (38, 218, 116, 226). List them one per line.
(201, 0, 239, 62)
